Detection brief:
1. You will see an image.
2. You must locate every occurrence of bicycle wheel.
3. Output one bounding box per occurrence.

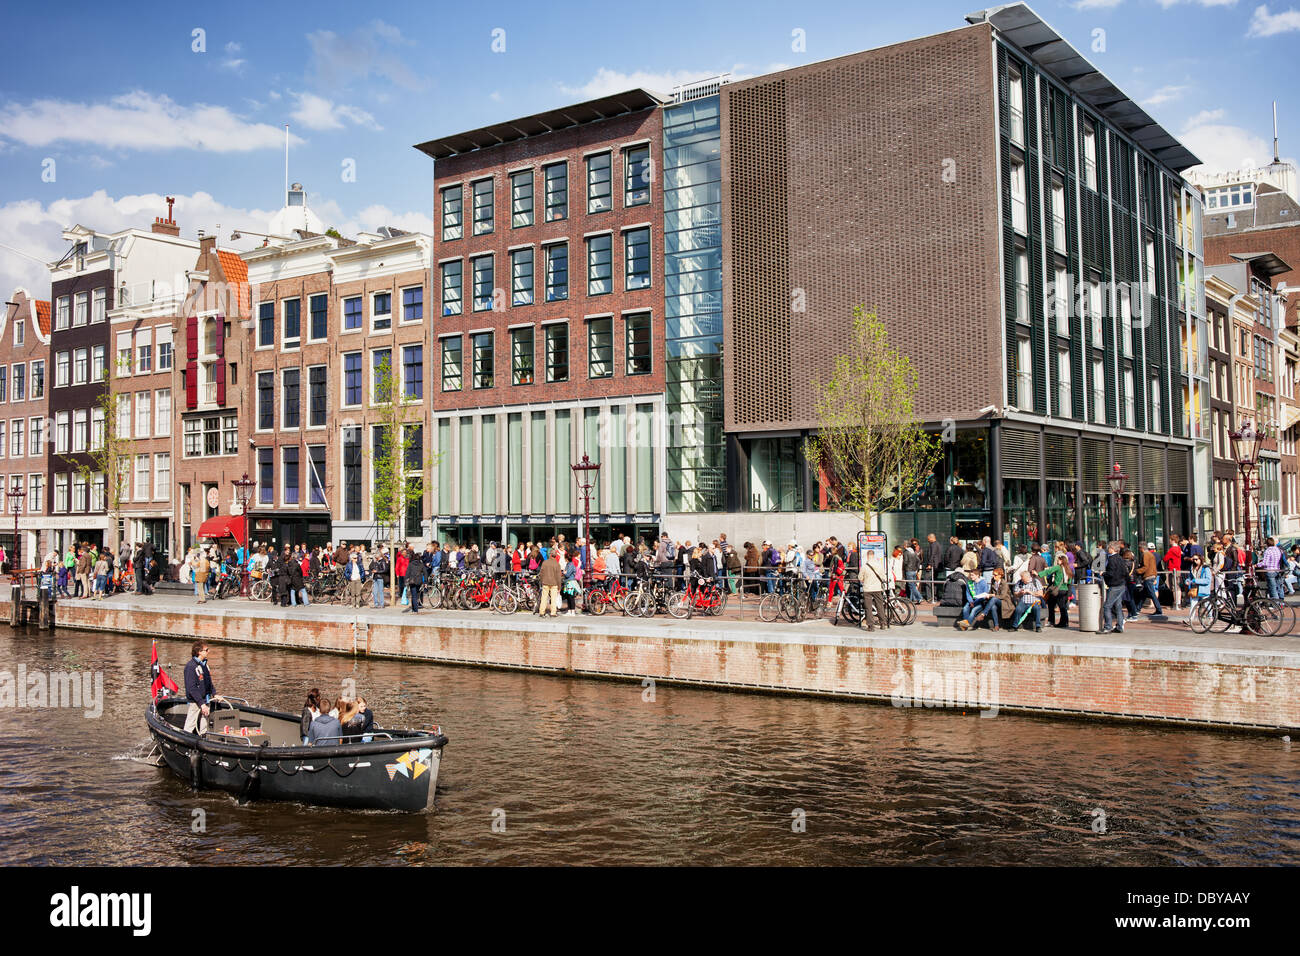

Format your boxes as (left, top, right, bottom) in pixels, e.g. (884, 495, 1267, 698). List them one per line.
(1207, 596, 1236, 633)
(1188, 599, 1215, 633)
(667, 591, 693, 619)
(780, 592, 803, 622)
(491, 587, 518, 615)
(584, 588, 609, 616)
(249, 580, 269, 601)
(709, 587, 728, 616)
(891, 596, 916, 625)
(624, 587, 650, 617)
(758, 593, 781, 623)
(1244, 598, 1284, 637)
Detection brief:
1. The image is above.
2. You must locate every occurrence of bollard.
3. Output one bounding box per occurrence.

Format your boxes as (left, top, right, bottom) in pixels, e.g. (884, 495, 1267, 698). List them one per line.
(9, 581, 20, 627)
(39, 591, 53, 629)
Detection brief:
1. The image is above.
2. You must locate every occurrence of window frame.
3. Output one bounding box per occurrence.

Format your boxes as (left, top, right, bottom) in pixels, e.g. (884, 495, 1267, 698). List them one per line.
(587, 317, 613, 379)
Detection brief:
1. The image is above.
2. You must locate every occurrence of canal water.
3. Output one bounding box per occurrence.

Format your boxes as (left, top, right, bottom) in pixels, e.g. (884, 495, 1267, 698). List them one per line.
(1, 626, 1297, 865)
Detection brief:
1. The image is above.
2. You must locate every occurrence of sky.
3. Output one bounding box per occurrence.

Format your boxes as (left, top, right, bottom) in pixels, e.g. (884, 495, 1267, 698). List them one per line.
(1, 0, 1297, 297)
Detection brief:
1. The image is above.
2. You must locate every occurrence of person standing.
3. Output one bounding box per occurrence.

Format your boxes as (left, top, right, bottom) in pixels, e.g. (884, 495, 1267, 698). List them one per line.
(369, 547, 389, 608)
(403, 546, 426, 613)
(1138, 542, 1162, 616)
(1100, 542, 1129, 634)
(1260, 537, 1284, 601)
(1042, 550, 1070, 628)
(538, 549, 563, 617)
(858, 549, 889, 631)
(924, 533, 943, 603)
(1164, 535, 1184, 610)
(194, 549, 210, 604)
(902, 541, 922, 604)
(182, 641, 223, 735)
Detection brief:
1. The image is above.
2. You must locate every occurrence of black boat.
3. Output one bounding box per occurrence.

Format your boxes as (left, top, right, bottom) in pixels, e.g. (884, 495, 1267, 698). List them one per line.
(146, 694, 448, 812)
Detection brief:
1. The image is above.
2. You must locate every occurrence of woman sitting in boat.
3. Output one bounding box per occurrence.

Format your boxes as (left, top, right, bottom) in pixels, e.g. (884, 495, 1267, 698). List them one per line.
(339, 698, 367, 741)
(307, 697, 343, 745)
(355, 696, 375, 742)
(300, 688, 322, 745)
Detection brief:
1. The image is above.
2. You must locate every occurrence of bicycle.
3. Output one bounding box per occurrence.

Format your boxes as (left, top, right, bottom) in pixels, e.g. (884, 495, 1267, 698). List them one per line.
(758, 572, 805, 623)
(667, 573, 727, 619)
(1190, 582, 1284, 636)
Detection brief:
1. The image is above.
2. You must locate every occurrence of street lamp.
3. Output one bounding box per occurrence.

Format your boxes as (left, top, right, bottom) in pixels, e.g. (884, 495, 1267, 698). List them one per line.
(570, 454, 601, 572)
(232, 472, 257, 595)
(1107, 463, 1128, 542)
(6, 478, 25, 580)
(1229, 420, 1263, 559)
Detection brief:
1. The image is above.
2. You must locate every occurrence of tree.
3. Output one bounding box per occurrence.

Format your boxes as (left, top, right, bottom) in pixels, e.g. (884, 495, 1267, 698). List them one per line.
(73, 361, 134, 552)
(805, 306, 941, 533)
(367, 354, 429, 595)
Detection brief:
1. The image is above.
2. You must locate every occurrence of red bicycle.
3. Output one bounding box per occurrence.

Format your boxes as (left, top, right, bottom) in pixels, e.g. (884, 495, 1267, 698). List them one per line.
(667, 573, 727, 619)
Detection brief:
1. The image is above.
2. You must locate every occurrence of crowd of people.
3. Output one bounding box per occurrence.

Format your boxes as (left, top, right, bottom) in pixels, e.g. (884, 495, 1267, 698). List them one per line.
(36, 541, 162, 600)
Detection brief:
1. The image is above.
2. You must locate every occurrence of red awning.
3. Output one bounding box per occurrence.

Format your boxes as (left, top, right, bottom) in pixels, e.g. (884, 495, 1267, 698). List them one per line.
(197, 515, 246, 546)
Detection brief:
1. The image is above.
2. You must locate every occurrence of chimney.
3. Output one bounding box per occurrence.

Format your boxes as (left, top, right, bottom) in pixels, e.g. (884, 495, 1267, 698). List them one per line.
(198, 234, 216, 257)
(152, 195, 180, 236)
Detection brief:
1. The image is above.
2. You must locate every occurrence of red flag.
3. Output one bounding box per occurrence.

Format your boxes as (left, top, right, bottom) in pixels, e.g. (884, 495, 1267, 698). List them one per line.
(150, 639, 178, 701)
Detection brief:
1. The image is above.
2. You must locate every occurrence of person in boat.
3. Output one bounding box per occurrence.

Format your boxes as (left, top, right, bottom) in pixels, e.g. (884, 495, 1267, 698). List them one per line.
(182, 641, 224, 734)
(338, 698, 365, 740)
(300, 688, 322, 745)
(307, 697, 342, 745)
(355, 695, 375, 742)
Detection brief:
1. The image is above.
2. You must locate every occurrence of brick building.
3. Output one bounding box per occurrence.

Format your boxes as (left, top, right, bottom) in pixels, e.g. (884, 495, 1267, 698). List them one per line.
(0, 288, 50, 566)
(417, 90, 666, 547)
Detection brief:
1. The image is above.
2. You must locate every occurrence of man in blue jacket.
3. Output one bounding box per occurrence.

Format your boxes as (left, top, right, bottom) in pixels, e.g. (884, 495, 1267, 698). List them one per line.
(182, 641, 223, 734)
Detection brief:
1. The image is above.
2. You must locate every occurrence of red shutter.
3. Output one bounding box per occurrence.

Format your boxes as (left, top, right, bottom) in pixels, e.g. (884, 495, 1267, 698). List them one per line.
(185, 315, 198, 409)
(215, 314, 226, 405)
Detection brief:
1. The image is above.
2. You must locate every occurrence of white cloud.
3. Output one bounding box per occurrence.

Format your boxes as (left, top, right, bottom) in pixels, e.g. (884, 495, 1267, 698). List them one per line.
(1180, 109, 1295, 173)
(1156, 0, 1240, 7)
(0, 91, 301, 152)
(289, 92, 381, 131)
(1247, 4, 1300, 34)
(1142, 84, 1190, 107)
(1074, 0, 1124, 10)
(306, 20, 423, 90)
(560, 63, 786, 100)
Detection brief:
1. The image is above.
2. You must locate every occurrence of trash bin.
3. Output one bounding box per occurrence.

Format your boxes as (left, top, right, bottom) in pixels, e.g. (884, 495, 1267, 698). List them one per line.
(1076, 582, 1101, 633)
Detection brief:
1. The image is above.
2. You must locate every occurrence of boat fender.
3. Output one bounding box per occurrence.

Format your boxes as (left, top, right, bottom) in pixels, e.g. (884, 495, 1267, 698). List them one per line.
(188, 749, 202, 791)
(237, 741, 269, 805)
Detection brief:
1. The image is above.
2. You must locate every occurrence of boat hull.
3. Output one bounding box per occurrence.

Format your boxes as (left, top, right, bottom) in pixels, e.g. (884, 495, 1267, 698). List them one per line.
(147, 697, 447, 813)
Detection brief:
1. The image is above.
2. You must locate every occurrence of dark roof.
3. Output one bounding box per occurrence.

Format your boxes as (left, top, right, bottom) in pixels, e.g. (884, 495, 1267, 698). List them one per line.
(1229, 252, 1291, 278)
(967, 3, 1201, 172)
(414, 89, 665, 160)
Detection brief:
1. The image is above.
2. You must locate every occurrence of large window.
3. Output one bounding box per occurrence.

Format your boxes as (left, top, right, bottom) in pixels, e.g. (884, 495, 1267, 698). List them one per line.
(372, 292, 391, 331)
(403, 345, 423, 399)
(441, 185, 463, 241)
(308, 445, 326, 505)
(472, 332, 494, 389)
(588, 318, 613, 378)
(442, 261, 462, 316)
(442, 337, 462, 391)
(544, 162, 567, 221)
(511, 170, 534, 228)
(154, 453, 170, 500)
(512, 327, 534, 385)
(545, 324, 569, 383)
(258, 447, 274, 504)
(343, 296, 362, 332)
(545, 243, 568, 302)
(308, 366, 326, 426)
(283, 297, 301, 347)
(1010, 160, 1027, 233)
(371, 348, 392, 403)
(309, 293, 328, 340)
(511, 248, 534, 306)
(283, 446, 300, 505)
(282, 367, 300, 428)
(343, 352, 362, 406)
(258, 301, 274, 347)
(135, 391, 151, 438)
(626, 312, 651, 375)
(472, 178, 494, 235)
(402, 286, 423, 322)
(56, 352, 69, 388)
(156, 388, 171, 436)
(625, 145, 651, 206)
(587, 152, 612, 213)
(56, 296, 69, 331)
(92, 345, 106, 382)
(183, 413, 239, 458)
(625, 227, 651, 289)
(74, 348, 88, 385)
(587, 234, 612, 295)
(91, 288, 105, 324)
(257, 371, 274, 430)
(343, 426, 362, 521)
(472, 256, 494, 312)
(74, 292, 87, 326)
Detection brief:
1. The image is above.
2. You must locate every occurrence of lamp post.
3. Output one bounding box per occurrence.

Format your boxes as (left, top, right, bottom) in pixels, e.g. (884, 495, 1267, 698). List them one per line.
(1107, 463, 1128, 543)
(1228, 420, 1263, 565)
(232, 472, 256, 595)
(6, 478, 26, 580)
(570, 454, 601, 572)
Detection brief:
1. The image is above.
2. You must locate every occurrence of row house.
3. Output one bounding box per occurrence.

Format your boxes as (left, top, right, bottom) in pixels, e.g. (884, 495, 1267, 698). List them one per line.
(0, 289, 50, 566)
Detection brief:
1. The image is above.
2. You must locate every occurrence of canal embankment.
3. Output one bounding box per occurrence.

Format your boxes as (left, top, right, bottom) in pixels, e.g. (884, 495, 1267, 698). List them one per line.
(6, 592, 1299, 733)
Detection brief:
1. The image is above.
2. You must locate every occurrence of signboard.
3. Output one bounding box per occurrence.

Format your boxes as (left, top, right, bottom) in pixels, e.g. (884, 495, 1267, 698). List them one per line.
(857, 530, 887, 572)
(255, 519, 273, 531)
(206, 487, 221, 510)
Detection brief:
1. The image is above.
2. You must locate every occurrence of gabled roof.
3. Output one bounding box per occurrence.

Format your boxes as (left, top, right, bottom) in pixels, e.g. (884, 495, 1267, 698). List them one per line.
(214, 249, 250, 314)
(967, 3, 1201, 172)
(34, 301, 50, 338)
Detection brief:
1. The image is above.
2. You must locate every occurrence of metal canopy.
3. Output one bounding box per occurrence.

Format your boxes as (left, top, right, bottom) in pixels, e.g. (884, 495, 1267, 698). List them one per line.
(414, 89, 666, 160)
(1229, 251, 1291, 278)
(967, 3, 1201, 172)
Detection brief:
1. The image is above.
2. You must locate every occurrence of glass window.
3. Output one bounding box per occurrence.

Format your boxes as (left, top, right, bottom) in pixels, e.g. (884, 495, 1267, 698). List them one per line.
(258, 301, 274, 346)
(257, 371, 274, 430)
(588, 318, 613, 378)
(258, 447, 274, 504)
(56, 352, 69, 388)
(74, 348, 89, 385)
(442, 261, 462, 316)
(1010, 160, 1027, 233)
(135, 391, 151, 438)
(74, 292, 88, 326)
(545, 324, 569, 383)
(403, 345, 423, 400)
(309, 293, 328, 340)
(512, 327, 534, 385)
(625, 228, 651, 289)
(158, 336, 173, 371)
(625, 145, 651, 206)
(56, 296, 70, 330)
(472, 178, 494, 235)
(283, 446, 300, 505)
(137, 342, 152, 373)
(441, 185, 463, 241)
(587, 235, 612, 295)
(472, 332, 494, 389)
(343, 296, 362, 332)
(402, 286, 423, 322)
(92, 288, 106, 324)
(154, 453, 170, 500)
(372, 292, 391, 330)
(282, 367, 300, 428)
(544, 162, 567, 221)
(472, 256, 494, 312)
(156, 388, 171, 436)
(626, 313, 651, 375)
(0, 367, 5, 402)
(11, 365, 24, 402)
(283, 298, 301, 346)
(511, 170, 534, 228)
(545, 244, 568, 301)
(343, 352, 362, 406)
(29, 417, 42, 456)
(371, 348, 392, 403)
(442, 337, 462, 391)
(512, 248, 534, 306)
(308, 445, 326, 505)
(308, 366, 326, 426)
(587, 152, 612, 213)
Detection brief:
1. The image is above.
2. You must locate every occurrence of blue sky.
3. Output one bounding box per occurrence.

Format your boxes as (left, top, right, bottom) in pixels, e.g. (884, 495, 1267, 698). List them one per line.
(1, 0, 1297, 296)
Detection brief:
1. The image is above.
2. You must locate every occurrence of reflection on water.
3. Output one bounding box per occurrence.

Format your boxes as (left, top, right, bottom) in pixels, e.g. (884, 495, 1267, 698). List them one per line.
(0, 627, 1297, 865)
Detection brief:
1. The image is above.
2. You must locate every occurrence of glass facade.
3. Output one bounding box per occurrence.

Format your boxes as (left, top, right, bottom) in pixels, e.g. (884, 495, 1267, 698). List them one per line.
(663, 95, 724, 512)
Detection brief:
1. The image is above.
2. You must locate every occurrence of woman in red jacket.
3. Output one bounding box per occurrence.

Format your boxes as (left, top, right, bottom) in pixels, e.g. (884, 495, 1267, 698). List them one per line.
(395, 548, 410, 604)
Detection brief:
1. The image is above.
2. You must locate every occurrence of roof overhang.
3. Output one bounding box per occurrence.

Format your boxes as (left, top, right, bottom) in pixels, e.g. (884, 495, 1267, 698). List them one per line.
(414, 88, 665, 161)
(966, 3, 1201, 173)
(1230, 251, 1291, 278)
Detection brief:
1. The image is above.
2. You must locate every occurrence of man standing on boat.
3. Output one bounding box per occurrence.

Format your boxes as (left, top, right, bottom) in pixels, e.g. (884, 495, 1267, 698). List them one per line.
(183, 641, 224, 735)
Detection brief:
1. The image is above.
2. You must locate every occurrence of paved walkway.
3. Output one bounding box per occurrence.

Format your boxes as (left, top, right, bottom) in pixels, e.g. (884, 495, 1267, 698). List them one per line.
(46, 588, 1300, 665)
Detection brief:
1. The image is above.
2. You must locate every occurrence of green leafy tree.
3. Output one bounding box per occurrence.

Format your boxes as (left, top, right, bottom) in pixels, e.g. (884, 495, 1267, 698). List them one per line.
(805, 306, 941, 532)
(368, 355, 430, 594)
